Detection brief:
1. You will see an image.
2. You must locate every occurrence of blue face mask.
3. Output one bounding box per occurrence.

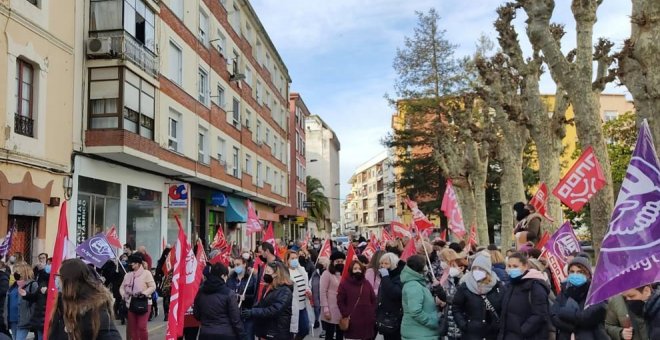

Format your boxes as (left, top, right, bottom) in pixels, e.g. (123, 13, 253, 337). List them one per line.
(567, 273, 588, 287)
(44, 264, 51, 274)
(234, 266, 244, 275)
(290, 259, 299, 269)
(55, 277, 61, 292)
(507, 268, 523, 279)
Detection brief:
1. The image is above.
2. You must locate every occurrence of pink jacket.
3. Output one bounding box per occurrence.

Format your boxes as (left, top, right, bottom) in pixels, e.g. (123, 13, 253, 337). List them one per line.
(365, 268, 381, 296)
(320, 270, 342, 324)
(120, 267, 156, 305)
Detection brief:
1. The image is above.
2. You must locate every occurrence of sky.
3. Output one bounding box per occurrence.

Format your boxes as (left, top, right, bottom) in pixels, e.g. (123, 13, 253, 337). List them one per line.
(250, 0, 633, 199)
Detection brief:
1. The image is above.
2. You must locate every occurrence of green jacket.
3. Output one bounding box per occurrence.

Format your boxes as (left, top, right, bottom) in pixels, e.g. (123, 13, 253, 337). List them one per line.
(605, 295, 648, 340)
(400, 265, 439, 340)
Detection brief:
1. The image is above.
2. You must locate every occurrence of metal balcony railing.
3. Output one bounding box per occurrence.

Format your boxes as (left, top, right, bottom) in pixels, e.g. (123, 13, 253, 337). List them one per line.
(14, 114, 34, 137)
(91, 31, 158, 77)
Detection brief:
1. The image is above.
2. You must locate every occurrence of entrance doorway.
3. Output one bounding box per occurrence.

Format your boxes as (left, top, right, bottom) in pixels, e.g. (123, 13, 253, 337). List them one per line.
(8, 215, 37, 264)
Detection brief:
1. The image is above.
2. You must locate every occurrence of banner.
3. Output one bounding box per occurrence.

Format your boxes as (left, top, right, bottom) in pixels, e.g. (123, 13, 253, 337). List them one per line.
(318, 239, 332, 259)
(262, 222, 275, 245)
(168, 183, 189, 208)
(246, 200, 263, 234)
(400, 238, 416, 261)
(467, 224, 478, 249)
(341, 244, 357, 282)
(210, 226, 228, 250)
(0, 223, 16, 258)
(362, 233, 378, 260)
(552, 146, 607, 212)
(535, 231, 550, 250)
(391, 221, 412, 239)
(441, 180, 466, 237)
(529, 183, 555, 221)
(404, 197, 434, 232)
(543, 221, 582, 294)
(75, 233, 116, 268)
(586, 120, 660, 306)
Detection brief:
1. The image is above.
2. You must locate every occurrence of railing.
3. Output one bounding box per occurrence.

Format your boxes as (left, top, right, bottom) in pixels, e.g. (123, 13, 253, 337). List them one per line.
(91, 31, 159, 77)
(14, 114, 34, 137)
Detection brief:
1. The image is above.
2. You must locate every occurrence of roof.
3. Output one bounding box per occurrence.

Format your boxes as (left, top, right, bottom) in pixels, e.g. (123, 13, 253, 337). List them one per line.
(306, 115, 341, 150)
(348, 150, 389, 183)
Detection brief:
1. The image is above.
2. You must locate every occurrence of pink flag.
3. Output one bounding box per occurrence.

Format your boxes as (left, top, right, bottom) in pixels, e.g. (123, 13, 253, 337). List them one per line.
(441, 180, 466, 238)
(467, 224, 478, 250)
(318, 239, 332, 259)
(262, 222, 275, 245)
(380, 229, 393, 249)
(404, 197, 434, 232)
(246, 200, 263, 234)
(105, 225, 123, 249)
(391, 221, 412, 239)
(529, 183, 555, 221)
(552, 146, 607, 212)
(210, 226, 228, 250)
(400, 239, 417, 261)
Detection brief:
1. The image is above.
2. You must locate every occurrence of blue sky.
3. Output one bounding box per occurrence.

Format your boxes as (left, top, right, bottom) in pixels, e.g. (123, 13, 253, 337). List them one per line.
(250, 0, 632, 199)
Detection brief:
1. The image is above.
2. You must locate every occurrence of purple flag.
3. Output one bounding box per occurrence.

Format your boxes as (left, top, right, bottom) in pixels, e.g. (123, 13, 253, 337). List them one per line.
(75, 233, 116, 268)
(0, 225, 16, 258)
(586, 119, 660, 306)
(543, 221, 582, 292)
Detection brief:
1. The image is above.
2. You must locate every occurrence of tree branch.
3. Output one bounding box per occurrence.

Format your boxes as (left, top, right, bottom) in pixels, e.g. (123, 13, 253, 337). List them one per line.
(592, 38, 616, 92)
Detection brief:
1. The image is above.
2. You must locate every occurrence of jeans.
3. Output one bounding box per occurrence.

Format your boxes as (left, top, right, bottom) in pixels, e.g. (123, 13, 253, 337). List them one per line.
(241, 318, 254, 340)
(127, 306, 151, 340)
(323, 322, 343, 340)
(296, 309, 310, 339)
(14, 328, 28, 340)
(8, 322, 16, 340)
(313, 305, 321, 326)
(178, 327, 199, 340)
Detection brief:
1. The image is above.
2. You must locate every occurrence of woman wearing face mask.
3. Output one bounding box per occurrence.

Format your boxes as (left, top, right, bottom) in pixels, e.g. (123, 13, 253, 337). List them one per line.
(452, 252, 502, 340)
(400, 255, 441, 340)
(550, 256, 607, 340)
(621, 284, 659, 339)
(365, 250, 384, 296)
(285, 251, 313, 340)
(120, 254, 156, 340)
(604, 293, 649, 340)
(240, 262, 293, 340)
(487, 246, 510, 286)
(441, 249, 467, 340)
(337, 260, 377, 340)
(498, 253, 550, 340)
(10, 263, 32, 340)
(376, 252, 405, 340)
(320, 252, 346, 340)
(22, 261, 49, 340)
(226, 257, 257, 340)
(310, 258, 329, 331)
(193, 262, 244, 340)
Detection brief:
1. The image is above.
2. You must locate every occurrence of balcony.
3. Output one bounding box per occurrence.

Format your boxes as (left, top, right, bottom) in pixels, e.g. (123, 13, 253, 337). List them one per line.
(89, 31, 158, 78)
(14, 114, 34, 137)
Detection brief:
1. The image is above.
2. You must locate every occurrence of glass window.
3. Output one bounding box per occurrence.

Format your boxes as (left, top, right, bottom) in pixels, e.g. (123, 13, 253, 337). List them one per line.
(168, 109, 182, 152)
(198, 127, 208, 164)
(198, 68, 209, 105)
(232, 147, 240, 177)
(216, 84, 225, 107)
(232, 98, 240, 127)
(217, 137, 226, 163)
(169, 42, 182, 85)
(245, 154, 252, 175)
(215, 30, 227, 55)
(171, 0, 183, 19)
(126, 186, 161, 258)
(123, 0, 156, 52)
(199, 9, 209, 46)
(15, 59, 35, 137)
(76, 177, 121, 244)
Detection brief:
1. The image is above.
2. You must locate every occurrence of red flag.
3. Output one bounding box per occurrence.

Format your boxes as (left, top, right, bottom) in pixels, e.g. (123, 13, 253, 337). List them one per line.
(404, 197, 434, 232)
(529, 183, 555, 221)
(380, 229, 393, 249)
(440, 229, 447, 241)
(400, 238, 417, 261)
(318, 239, 331, 259)
(246, 200, 263, 234)
(196, 239, 208, 265)
(105, 225, 122, 249)
(362, 234, 378, 260)
(44, 202, 74, 340)
(341, 244, 357, 282)
(210, 226, 228, 250)
(391, 221, 412, 239)
(552, 146, 607, 212)
(535, 231, 550, 250)
(301, 231, 310, 249)
(467, 224, 478, 251)
(441, 180, 466, 238)
(262, 222, 275, 245)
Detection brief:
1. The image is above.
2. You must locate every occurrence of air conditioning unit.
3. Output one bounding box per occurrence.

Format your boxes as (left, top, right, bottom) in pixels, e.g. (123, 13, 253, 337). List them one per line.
(87, 37, 112, 56)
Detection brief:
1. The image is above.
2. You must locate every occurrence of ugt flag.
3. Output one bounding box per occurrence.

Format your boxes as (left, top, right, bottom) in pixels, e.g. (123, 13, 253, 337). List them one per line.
(586, 120, 660, 307)
(75, 233, 116, 268)
(441, 180, 466, 238)
(552, 146, 607, 212)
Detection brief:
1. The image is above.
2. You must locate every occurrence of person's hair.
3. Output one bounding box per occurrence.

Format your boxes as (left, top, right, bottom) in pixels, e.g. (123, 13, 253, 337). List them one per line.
(380, 253, 400, 270)
(488, 249, 505, 265)
(440, 248, 460, 263)
(433, 240, 447, 248)
(51, 259, 113, 340)
(268, 262, 291, 288)
(234, 256, 247, 265)
(349, 260, 366, 274)
(455, 258, 469, 271)
(210, 263, 229, 278)
(0, 261, 6, 271)
(285, 250, 298, 264)
(261, 242, 275, 255)
(508, 252, 528, 265)
(123, 244, 133, 250)
(14, 262, 33, 281)
(357, 255, 369, 265)
(528, 248, 542, 259)
(406, 255, 426, 273)
(448, 242, 463, 254)
(486, 244, 498, 251)
(367, 250, 384, 271)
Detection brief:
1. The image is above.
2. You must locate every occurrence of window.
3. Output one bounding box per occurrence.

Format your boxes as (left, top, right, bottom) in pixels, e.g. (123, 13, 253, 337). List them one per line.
(232, 98, 240, 127)
(26, 0, 39, 7)
(123, 69, 155, 139)
(232, 147, 240, 177)
(244, 66, 252, 87)
(244, 110, 251, 130)
(217, 137, 226, 164)
(199, 10, 209, 46)
(265, 128, 270, 144)
(245, 154, 252, 175)
(123, 0, 156, 52)
(273, 136, 278, 156)
(215, 30, 227, 55)
(168, 109, 182, 152)
(280, 141, 285, 162)
(89, 68, 120, 129)
(198, 68, 209, 105)
(256, 161, 262, 186)
(256, 120, 262, 142)
(198, 127, 209, 164)
(169, 42, 182, 85)
(280, 175, 285, 195)
(266, 166, 271, 184)
(255, 80, 262, 102)
(15, 59, 34, 137)
(171, 0, 184, 19)
(604, 110, 618, 122)
(215, 84, 225, 107)
(230, 4, 241, 34)
(295, 132, 300, 151)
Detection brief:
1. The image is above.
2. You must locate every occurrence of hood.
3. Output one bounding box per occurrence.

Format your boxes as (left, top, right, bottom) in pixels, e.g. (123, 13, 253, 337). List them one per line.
(202, 276, 226, 294)
(645, 288, 660, 318)
(390, 260, 406, 277)
(493, 263, 505, 270)
(400, 265, 425, 284)
(523, 268, 547, 281)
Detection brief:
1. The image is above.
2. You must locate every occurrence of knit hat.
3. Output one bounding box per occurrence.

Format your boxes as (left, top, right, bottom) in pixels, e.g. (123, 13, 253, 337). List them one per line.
(128, 253, 144, 265)
(471, 251, 493, 272)
(330, 251, 346, 262)
(568, 255, 592, 275)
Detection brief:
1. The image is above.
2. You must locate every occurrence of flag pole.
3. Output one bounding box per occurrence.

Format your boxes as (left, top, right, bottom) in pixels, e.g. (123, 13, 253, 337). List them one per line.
(238, 267, 255, 308)
(417, 228, 435, 279)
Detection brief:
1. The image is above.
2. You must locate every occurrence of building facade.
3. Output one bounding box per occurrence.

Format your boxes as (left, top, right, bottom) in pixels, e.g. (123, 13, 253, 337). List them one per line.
(0, 0, 81, 263)
(72, 0, 292, 257)
(344, 150, 397, 236)
(305, 115, 340, 235)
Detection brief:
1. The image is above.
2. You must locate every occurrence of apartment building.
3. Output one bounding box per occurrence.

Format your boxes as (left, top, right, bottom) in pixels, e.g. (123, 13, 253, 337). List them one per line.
(345, 150, 397, 236)
(0, 0, 81, 263)
(73, 0, 292, 257)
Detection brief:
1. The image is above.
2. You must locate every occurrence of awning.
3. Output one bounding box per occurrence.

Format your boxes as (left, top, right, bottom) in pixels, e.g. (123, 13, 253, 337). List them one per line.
(226, 197, 247, 223)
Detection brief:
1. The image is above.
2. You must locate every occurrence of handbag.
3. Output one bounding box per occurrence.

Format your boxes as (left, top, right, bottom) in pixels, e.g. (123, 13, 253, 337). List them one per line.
(339, 283, 363, 331)
(128, 274, 149, 315)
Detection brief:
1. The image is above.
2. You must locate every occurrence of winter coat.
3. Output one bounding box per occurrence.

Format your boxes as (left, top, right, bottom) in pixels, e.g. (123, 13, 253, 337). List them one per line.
(23, 276, 48, 331)
(17, 280, 38, 329)
(605, 294, 648, 340)
(7, 283, 19, 324)
(193, 276, 244, 339)
(226, 270, 258, 309)
(320, 270, 342, 324)
(400, 265, 439, 340)
(120, 267, 156, 306)
(310, 269, 322, 308)
(452, 281, 503, 340)
(377, 260, 405, 329)
(644, 288, 660, 340)
(492, 263, 509, 286)
(444, 275, 462, 339)
(550, 282, 607, 340)
(0, 271, 9, 322)
(251, 284, 293, 340)
(48, 296, 121, 340)
(289, 266, 313, 334)
(337, 275, 377, 340)
(365, 268, 381, 296)
(497, 270, 550, 340)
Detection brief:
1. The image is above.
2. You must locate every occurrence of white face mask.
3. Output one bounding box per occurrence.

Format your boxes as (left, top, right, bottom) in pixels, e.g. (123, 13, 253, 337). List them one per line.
(440, 261, 449, 270)
(449, 267, 461, 277)
(242, 253, 250, 260)
(472, 269, 487, 281)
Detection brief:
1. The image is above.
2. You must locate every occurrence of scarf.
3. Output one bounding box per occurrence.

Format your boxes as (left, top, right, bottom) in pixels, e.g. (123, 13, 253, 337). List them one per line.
(463, 270, 497, 295)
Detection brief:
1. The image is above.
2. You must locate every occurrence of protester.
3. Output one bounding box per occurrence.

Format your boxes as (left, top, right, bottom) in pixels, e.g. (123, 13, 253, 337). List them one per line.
(337, 260, 377, 340)
(452, 252, 502, 340)
(286, 251, 313, 340)
(376, 252, 405, 340)
(498, 252, 550, 340)
(550, 256, 607, 339)
(487, 245, 509, 285)
(123, 244, 134, 257)
(320, 252, 345, 340)
(621, 284, 660, 339)
(48, 259, 121, 340)
(605, 294, 648, 340)
(513, 203, 542, 247)
(0, 262, 10, 336)
(442, 249, 467, 339)
(400, 255, 441, 340)
(241, 262, 293, 340)
(298, 248, 315, 278)
(13, 262, 34, 340)
(7, 264, 20, 338)
(365, 250, 384, 295)
(32, 253, 48, 281)
(429, 240, 446, 280)
(310, 258, 329, 331)
(23, 260, 48, 340)
(193, 262, 244, 340)
(226, 256, 257, 340)
(120, 253, 156, 340)
(137, 246, 153, 269)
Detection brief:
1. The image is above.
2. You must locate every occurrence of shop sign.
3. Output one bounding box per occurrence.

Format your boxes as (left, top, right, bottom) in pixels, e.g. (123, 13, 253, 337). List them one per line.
(168, 183, 188, 208)
(211, 192, 228, 207)
(76, 198, 88, 244)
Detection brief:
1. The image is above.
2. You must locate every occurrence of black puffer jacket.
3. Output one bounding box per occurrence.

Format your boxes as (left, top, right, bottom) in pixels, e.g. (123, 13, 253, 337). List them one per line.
(550, 283, 607, 340)
(251, 284, 293, 340)
(452, 281, 503, 340)
(497, 272, 550, 340)
(24, 273, 48, 331)
(377, 259, 405, 328)
(644, 287, 660, 340)
(193, 276, 244, 338)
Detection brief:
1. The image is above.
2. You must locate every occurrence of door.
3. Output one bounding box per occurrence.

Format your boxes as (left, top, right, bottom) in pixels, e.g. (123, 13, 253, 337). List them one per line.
(8, 216, 37, 264)
(77, 193, 120, 244)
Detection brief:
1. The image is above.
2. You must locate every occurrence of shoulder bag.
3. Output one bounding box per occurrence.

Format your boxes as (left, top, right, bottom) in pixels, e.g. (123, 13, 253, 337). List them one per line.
(339, 283, 363, 331)
(128, 274, 149, 315)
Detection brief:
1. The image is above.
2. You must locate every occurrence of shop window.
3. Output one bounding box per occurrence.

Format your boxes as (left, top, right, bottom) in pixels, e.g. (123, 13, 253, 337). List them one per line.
(76, 176, 120, 244)
(126, 186, 161, 258)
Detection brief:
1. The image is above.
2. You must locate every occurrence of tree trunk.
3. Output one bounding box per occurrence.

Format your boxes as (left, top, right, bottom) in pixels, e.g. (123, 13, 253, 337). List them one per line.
(468, 142, 490, 245)
(498, 141, 527, 248)
(453, 179, 476, 241)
